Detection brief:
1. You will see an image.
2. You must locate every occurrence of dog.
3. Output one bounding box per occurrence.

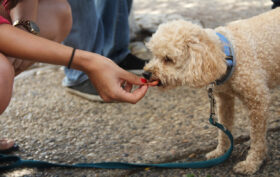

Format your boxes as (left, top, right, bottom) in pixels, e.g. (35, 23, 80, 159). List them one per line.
(143, 8, 280, 174)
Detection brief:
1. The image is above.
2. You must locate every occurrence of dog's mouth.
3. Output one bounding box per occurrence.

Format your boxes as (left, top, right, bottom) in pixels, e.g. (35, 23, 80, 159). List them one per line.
(157, 80, 163, 87)
(156, 80, 163, 86)
(142, 71, 164, 87)
(142, 71, 160, 86)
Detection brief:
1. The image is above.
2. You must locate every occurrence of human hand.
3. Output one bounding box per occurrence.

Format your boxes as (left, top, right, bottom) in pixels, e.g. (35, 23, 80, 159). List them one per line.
(84, 54, 149, 103)
(7, 57, 34, 76)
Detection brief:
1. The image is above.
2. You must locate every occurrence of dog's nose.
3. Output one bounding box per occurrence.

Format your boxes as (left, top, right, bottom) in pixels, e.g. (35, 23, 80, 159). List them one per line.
(142, 71, 152, 80)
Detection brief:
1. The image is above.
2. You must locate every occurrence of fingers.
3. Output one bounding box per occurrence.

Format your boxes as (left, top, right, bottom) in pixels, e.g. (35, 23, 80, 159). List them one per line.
(123, 82, 133, 92)
(89, 61, 151, 103)
(121, 70, 145, 85)
(99, 84, 148, 104)
(109, 70, 151, 103)
(117, 84, 148, 104)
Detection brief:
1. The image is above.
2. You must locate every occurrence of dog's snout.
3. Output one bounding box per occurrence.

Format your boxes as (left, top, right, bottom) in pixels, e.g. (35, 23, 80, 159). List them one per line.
(142, 71, 152, 80)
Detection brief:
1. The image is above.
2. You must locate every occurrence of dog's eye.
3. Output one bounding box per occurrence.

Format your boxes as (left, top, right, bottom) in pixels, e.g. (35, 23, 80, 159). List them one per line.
(164, 56, 173, 63)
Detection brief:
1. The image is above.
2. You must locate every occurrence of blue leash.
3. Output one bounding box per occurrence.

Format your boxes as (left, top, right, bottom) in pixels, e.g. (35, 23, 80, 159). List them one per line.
(0, 115, 233, 171)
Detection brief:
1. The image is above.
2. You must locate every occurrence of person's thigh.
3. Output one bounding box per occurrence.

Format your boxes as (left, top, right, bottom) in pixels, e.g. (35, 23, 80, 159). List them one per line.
(37, 0, 72, 42)
(0, 53, 14, 114)
(0, 0, 72, 42)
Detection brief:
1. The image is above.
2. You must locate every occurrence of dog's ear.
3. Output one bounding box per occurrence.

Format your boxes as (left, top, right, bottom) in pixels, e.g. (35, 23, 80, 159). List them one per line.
(184, 34, 227, 87)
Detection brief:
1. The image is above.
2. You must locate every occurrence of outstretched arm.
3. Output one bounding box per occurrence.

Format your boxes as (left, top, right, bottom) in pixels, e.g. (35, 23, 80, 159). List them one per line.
(0, 24, 148, 103)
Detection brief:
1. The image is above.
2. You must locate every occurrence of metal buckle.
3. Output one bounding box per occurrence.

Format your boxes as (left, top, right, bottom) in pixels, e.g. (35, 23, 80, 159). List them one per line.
(207, 83, 216, 124)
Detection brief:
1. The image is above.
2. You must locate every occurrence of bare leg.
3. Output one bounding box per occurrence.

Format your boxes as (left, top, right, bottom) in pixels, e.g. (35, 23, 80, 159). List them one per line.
(0, 53, 15, 114)
(37, 0, 72, 42)
(206, 93, 235, 159)
(0, 54, 16, 149)
(0, 0, 72, 110)
(0, 0, 72, 149)
(1, 0, 72, 43)
(1, 0, 72, 76)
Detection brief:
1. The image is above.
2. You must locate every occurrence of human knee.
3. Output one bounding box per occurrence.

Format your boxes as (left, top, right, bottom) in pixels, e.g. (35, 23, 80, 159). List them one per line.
(0, 54, 14, 114)
(54, 0, 72, 41)
(39, 0, 72, 42)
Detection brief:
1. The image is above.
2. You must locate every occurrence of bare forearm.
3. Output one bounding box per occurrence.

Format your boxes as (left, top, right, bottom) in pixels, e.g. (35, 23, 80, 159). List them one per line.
(0, 24, 92, 72)
(0, 25, 148, 103)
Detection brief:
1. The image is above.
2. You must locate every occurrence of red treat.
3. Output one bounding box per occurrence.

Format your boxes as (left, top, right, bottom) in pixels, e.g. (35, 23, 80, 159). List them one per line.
(148, 80, 159, 86)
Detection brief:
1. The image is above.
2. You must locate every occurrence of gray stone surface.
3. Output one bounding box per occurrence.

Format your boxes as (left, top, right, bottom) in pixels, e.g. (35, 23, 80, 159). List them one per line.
(133, 0, 271, 28)
(1, 0, 279, 177)
(132, 13, 202, 35)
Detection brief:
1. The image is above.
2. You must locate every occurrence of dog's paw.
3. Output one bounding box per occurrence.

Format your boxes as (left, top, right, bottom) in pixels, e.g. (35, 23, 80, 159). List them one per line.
(205, 149, 225, 159)
(233, 160, 261, 175)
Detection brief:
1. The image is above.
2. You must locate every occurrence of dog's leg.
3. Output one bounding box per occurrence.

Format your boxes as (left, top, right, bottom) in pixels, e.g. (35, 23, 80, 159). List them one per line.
(233, 85, 269, 174)
(206, 93, 235, 159)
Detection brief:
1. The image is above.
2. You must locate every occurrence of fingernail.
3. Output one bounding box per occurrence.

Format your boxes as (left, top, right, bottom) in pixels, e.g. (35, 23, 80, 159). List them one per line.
(141, 78, 147, 83)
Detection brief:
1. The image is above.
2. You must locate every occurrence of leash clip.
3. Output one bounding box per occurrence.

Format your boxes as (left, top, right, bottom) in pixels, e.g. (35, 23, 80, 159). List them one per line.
(207, 83, 216, 124)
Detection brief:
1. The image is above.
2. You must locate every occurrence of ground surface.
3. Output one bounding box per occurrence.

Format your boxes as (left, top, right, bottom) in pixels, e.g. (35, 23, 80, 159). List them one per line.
(1, 0, 279, 177)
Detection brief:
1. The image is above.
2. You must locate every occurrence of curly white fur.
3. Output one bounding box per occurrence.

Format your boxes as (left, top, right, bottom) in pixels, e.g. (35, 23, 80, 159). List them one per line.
(144, 8, 280, 174)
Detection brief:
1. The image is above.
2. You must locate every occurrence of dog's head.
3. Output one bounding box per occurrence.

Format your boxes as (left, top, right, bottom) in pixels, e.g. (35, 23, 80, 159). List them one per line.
(144, 20, 227, 88)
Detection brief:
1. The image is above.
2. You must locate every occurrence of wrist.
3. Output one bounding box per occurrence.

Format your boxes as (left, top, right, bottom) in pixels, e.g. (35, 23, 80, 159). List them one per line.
(71, 50, 98, 73)
(13, 19, 40, 35)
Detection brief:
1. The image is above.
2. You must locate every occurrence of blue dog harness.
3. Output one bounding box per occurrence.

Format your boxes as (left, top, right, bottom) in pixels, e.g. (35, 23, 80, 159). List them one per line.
(215, 32, 236, 85)
(0, 33, 235, 172)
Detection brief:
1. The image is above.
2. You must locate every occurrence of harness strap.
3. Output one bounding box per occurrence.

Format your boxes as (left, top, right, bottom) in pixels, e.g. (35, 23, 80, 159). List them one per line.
(0, 115, 233, 171)
(215, 32, 236, 85)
